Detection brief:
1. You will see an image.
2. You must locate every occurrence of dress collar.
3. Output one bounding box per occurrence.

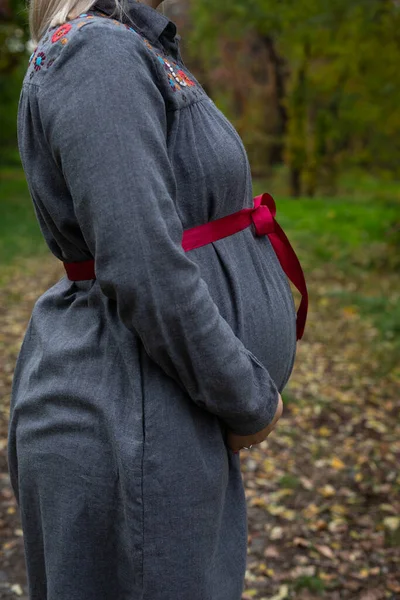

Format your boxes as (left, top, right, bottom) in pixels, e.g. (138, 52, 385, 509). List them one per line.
(90, 0, 180, 45)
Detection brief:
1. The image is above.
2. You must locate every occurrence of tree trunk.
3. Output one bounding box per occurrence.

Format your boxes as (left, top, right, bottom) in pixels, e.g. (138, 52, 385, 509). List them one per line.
(261, 35, 288, 164)
(290, 167, 302, 197)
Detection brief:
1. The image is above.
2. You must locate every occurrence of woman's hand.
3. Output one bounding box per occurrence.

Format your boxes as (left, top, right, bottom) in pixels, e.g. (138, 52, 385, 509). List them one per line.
(226, 393, 283, 452)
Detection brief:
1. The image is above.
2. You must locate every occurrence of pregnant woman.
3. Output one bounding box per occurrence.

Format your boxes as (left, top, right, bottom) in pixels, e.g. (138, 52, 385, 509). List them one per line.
(7, 0, 308, 598)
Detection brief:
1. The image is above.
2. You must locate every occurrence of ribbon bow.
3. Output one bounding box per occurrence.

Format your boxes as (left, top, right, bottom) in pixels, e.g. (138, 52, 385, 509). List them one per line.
(182, 193, 308, 340)
(251, 193, 308, 340)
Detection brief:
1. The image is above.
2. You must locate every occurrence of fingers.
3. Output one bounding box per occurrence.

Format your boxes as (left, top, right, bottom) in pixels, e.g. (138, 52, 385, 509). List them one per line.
(227, 393, 284, 452)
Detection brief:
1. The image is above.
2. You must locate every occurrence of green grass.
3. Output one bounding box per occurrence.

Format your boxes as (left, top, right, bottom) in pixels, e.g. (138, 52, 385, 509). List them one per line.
(253, 176, 399, 274)
(1, 165, 399, 361)
(0, 168, 48, 266)
(278, 474, 301, 489)
(253, 173, 400, 362)
(2, 165, 397, 274)
(293, 575, 326, 594)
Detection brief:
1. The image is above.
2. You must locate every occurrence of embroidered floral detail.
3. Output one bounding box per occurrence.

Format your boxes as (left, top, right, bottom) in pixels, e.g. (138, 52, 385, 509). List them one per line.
(138, 35, 195, 91)
(155, 55, 179, 90)
(167, 72, 181, 91)
(142, 38, 152, 51)
(34, 51, 46, 71)
(124, 24, 137, 33)
(154, 54, 195, 90)
(176, 70, 195, 87)
(26, 11, 198, 93)
(51, 23, 72, 43)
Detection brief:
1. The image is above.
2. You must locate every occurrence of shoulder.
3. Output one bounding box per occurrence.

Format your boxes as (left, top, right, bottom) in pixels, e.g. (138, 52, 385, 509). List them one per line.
(25, 14, 158, 88)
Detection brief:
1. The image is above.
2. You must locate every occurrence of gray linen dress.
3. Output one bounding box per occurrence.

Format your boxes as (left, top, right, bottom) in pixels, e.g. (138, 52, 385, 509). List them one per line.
(7, 1, 298, 598)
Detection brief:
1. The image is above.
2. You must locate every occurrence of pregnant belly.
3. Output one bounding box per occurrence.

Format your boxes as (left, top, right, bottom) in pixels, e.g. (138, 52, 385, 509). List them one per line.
(191, 227, 297, 392)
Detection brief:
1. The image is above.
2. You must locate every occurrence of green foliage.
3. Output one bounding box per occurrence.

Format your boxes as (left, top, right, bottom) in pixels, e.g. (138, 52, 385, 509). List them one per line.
(0, 61, 27, 166)
(0, 169, 47, 265)
(0, 0, 29, 165)
(0, 0, 30, 164)
(189, 0, 400, 194)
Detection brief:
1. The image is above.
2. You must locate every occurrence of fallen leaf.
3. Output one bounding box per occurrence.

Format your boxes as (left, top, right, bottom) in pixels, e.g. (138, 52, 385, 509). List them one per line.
(331, 456, 346, 470)
(315, 544, 335, 559)
(269, 585, 289, 600)
(10, 584, 23, 596)
(383, 516, 400, 531)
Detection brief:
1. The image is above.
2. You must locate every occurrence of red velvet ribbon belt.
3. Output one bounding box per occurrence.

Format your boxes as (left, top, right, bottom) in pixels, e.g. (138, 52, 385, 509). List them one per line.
(63, 193, 308, 340)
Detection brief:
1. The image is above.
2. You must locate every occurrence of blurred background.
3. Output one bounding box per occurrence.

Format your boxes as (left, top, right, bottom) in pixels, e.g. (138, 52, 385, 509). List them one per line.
(0, 0, 399, 598)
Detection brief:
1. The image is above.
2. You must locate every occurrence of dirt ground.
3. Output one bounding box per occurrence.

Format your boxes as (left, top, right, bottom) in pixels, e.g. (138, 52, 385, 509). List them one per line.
(0, 258, 399, 599)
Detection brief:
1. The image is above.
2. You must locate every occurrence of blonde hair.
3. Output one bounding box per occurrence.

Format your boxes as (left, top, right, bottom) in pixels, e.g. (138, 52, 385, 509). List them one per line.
(28, 0, 127, 45)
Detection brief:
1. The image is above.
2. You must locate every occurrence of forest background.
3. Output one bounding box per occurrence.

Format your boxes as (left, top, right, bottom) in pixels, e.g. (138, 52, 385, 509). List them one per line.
(0, 0, 399, 598)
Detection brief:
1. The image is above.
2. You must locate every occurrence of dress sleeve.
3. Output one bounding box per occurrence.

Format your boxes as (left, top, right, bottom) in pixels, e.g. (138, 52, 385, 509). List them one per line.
(38, 23, 280, 436)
